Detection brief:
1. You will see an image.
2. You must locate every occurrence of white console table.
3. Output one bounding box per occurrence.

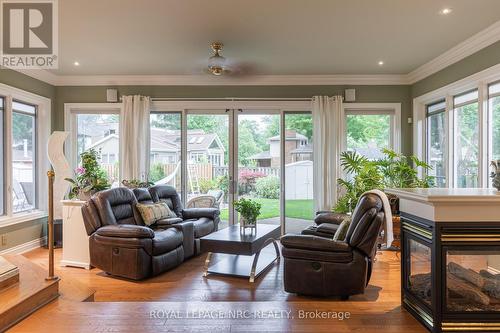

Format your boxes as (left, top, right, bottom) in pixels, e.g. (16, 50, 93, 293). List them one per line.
(61, 200, 91, 270)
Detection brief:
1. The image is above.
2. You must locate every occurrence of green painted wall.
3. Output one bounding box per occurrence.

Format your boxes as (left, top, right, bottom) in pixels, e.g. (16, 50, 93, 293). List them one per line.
(0, 69, 53, 252)
(411, 40, 500, 98)
(54, 85, 413, 155)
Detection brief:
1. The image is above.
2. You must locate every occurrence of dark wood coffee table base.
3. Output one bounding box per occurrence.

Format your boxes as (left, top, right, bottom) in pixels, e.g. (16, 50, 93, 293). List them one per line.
(203, 238, 280, 283)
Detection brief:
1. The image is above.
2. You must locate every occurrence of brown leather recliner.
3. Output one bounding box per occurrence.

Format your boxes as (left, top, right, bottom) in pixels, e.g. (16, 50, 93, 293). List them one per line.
(301, 211, 348, 238)
(148, 185, 220, 255)
(280, 193, 384, 298)
(82, 187, 189, 280)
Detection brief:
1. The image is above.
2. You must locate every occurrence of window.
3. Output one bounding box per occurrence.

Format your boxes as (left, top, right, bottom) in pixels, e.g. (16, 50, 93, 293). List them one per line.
(453, 90, 479, 188)
(149, 113, 182, 193)
(0, 97, 4, 216)
(345, 112, 393, 159)
(417, 71, 500, 189)
(76, 113, 120, 186)
(12, 101, 37, 213)
(426, 100, 446, 187)
(489, 82, 500, 187)
(0, 84, 50, 224)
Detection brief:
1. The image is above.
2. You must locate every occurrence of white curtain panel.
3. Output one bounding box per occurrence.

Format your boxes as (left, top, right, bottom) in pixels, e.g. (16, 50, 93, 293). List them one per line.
(121, 95, 151, 181)
(312, 95, 343, 212)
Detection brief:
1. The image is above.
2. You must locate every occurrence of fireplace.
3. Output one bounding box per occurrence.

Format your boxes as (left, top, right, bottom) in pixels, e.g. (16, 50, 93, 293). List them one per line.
(401, 213, 500, 332)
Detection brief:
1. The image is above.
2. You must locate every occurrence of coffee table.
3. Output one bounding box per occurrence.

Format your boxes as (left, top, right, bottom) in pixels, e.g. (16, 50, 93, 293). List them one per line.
(200, 224, 281, 283)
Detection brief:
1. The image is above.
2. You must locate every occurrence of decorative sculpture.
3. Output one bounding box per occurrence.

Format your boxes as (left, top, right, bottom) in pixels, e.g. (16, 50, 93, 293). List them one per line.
(47, 131, 71, 218)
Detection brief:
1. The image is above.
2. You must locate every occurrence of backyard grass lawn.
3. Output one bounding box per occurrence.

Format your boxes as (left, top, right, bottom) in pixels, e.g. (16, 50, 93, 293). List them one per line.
(220, 198, 314, 221)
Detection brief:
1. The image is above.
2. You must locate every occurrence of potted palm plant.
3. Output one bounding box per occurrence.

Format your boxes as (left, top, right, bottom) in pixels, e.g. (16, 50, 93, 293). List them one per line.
(335, 149, 434, 214)
(234, 198, 262, 232)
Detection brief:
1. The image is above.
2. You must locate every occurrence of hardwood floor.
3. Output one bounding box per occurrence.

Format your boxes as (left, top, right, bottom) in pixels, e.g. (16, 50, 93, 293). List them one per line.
(8, 247, 426, 332)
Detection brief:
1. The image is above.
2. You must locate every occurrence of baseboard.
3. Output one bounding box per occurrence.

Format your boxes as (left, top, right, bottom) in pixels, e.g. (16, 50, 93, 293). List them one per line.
(0, 237, 47, 256)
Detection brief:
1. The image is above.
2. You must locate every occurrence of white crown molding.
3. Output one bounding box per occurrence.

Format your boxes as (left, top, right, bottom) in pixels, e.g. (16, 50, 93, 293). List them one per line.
(15, 69, 60, 86)
(407, 20, 500, 84)
(12, 20, 500, 87)
(16, 72, 410, 86)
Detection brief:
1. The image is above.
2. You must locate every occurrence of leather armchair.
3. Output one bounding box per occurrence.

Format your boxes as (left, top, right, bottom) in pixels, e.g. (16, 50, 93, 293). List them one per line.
(149, 185, 220, 255)
(301, 211, 349, 238)
(281, 193, 384, 298)
(81, 187, 187, 280)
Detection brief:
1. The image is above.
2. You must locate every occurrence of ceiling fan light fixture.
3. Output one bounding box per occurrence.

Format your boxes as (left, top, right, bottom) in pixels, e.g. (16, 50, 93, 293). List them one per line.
(208, 41, 228, 76)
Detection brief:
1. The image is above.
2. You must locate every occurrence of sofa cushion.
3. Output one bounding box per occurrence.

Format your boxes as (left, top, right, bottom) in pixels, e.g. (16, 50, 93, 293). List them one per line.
(188, 217, 214, 238)
(316, 223, 339, 235)
(136, 202, 176, 226)
(152, 228, 184, 255)
(333, 218, 351, 241)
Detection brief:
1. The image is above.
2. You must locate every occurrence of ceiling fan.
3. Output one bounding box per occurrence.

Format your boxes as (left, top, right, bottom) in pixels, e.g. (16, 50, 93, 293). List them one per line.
(204, 41, 256, 77)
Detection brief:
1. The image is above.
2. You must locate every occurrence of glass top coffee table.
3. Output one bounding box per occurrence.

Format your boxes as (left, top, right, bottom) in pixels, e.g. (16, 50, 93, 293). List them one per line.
(200, 224, 281, 283)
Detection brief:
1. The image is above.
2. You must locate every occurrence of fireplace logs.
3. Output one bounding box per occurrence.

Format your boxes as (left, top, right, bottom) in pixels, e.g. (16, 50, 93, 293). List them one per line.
(409, 263, 500, 311)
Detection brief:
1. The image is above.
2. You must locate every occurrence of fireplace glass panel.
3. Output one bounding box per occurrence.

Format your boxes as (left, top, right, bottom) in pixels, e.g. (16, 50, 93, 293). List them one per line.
(408, 239, 432, 306)
(446, 251, 500, 312)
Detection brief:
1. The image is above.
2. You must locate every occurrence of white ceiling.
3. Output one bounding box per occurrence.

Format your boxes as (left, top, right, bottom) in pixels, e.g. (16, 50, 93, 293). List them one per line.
(52, 0, 500, 76)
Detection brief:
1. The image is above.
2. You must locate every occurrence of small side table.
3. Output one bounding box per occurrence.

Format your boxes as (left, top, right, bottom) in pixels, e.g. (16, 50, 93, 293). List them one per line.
(60, 200, 91, 269)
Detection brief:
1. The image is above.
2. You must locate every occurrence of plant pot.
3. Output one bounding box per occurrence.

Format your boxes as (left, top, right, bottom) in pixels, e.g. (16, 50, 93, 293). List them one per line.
(77, 190, 95, 201)
(240, 216, 257, 233)
(492, 173, 500, 191)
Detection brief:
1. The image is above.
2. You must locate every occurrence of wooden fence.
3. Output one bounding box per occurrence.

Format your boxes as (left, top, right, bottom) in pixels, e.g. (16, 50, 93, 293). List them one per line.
(213, 166, 280, 178)
(101, 163, 283, 184)
(101, 163, 213, 182)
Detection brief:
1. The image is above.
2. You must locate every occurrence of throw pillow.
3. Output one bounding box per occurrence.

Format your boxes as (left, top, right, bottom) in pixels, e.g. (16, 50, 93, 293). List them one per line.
(136, 202, 175, 226)
(333, 217, 351, 241)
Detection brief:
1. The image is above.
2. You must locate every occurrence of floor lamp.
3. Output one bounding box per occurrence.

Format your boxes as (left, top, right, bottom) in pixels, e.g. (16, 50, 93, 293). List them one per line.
(46, 170, 58, 281)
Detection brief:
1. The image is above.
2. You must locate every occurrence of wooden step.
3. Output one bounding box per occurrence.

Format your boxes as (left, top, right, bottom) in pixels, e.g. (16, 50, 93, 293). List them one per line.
(0, 255, 59, 332)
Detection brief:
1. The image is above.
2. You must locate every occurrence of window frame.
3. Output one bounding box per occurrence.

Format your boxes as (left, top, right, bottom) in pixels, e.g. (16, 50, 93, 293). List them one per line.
(452, 89, 480, 188)
(425, 100, 447, 187)
(12, 100, 38, 213)
(342, 103, 402, 155)
(487, 81, 500, 187)
(64, 103, 123, 183)
(0, 84, 51, 226)
(413, 63, 500, 188)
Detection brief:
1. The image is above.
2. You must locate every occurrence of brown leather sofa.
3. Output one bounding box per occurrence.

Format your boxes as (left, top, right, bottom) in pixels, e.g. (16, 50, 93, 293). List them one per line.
(148, 185, 220, 255)
(81, 185, 220, 280)
(280, 193, 384, 298)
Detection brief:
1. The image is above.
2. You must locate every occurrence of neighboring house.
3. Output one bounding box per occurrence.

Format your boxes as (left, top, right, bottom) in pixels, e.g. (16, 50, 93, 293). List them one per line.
(248, 130, 313, 167)
(84, 127, 226, 167)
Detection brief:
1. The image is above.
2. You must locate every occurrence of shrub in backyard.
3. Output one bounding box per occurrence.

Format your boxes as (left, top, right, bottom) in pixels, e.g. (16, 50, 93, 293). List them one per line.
(199, 178, 217, 193)
(149, 163, 166, 183)
(239, 170, 266, 194)
(255, 176, 280, 199)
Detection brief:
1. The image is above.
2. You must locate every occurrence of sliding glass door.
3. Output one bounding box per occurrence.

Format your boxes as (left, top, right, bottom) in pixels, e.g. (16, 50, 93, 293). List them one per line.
(148, 104, 313, 233)
(236, 112, 281, 228)
(283, 112, 314, 233)
(186, 111, 230, 228)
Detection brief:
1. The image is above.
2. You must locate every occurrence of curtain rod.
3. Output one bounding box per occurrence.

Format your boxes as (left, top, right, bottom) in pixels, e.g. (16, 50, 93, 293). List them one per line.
(150, 97, 312, 101)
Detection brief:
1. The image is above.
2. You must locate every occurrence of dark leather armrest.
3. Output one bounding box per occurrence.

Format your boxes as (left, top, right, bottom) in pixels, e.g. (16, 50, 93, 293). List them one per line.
(316, 223, 339, 235)
(155, 217, 183, 226)
(160, 221, 195, 259)
(96, 225, 154, 239)
(182, 208, 220, 220)
(280, 234, 351, 252)
(314, 212, 348, 225)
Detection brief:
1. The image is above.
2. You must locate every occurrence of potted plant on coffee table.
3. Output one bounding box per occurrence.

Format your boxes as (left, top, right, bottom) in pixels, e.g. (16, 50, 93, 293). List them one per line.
(234, 198, 262, 233)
